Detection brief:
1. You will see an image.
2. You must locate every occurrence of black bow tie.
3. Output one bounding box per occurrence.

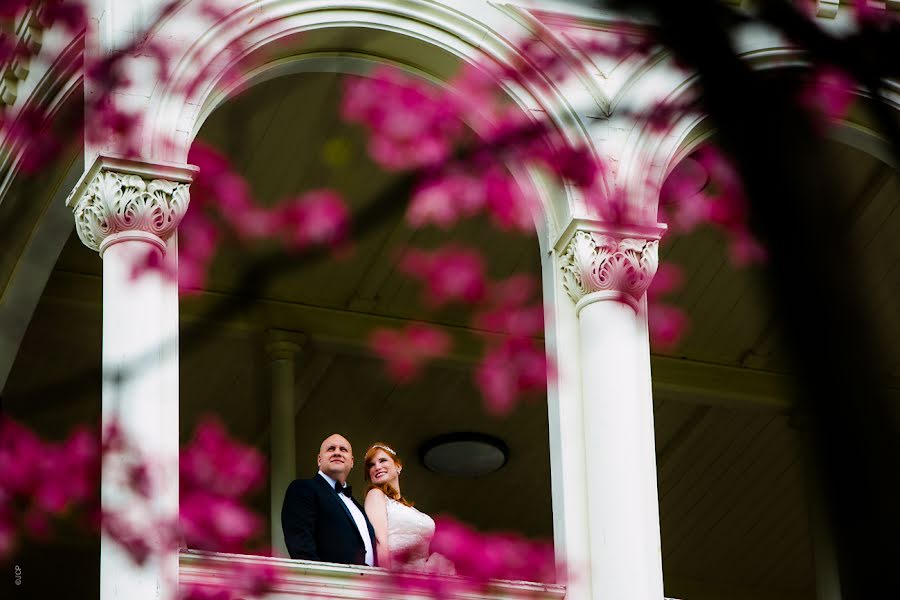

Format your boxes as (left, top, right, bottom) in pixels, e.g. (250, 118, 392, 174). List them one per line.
(335, 481, 352, 497)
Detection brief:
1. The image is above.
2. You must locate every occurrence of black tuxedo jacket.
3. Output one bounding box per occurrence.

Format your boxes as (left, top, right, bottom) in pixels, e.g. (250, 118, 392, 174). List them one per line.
(281, 473, 377, 565)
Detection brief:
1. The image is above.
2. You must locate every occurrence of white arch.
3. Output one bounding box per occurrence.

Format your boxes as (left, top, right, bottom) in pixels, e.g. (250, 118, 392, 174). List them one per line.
(612, 42, 900, 219)
(0, 33, 85, 393)
(138, 0, 613, 248)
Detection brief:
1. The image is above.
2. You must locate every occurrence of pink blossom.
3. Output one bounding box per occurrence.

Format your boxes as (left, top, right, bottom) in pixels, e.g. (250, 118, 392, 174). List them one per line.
(401, 247, 487, 306)
(430, 517, 556, 583)
(729, 231, 768, 266)
(647, 263, 684, 302)
(369, 324, 452, 381)
(408, 168, 533, 232)
(0, 418, 101, 558)
(509, 37, 571, 87)
(483, 169, 535, 231)
(229, 559, 282, 596)
(669, 191, 712, 232)
(473, 274, 544, 337)
(662, 146, 767, 267)
(534, 142, 601, 188)
(180, 493, 262, 551)
(586, 188, 632, 225)
(342, 68, 461, 170)
(42, 0, 88, 33)
(177, 212, 220, 293)
(408, 172, 485, 229)
(102, 511, 153, 565)
(849, 0, 893, 25)
(277, 190, 350, 248)
(180, 418, 266, 499)
(181, 585, 232, 600)
(800, 67, 856, 124)
(641, 100, 694, 133)
(2, 107, 61, 173)
(475, 338, 551, 416)
(660, 156, 709, 214)
(180, 559, 281, 600)
(0, 518, 15, 557)
(0, 0, 30, 20)
(648, 303, 688, 350)
(474, 304, 545, 337)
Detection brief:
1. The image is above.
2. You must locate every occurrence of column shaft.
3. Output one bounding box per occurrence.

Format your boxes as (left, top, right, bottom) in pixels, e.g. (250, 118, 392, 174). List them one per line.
(558, 228, 665, 600)
(67, 155, 195, 600)
(269, 346, 298, 557)
(578, 297, 663, 600)
(101, 239, 179, 600)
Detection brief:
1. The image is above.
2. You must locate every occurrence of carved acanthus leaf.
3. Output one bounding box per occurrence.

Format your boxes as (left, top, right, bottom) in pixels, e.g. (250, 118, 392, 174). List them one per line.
(561, 231, 659, 306)
(72, 170, 190, 252)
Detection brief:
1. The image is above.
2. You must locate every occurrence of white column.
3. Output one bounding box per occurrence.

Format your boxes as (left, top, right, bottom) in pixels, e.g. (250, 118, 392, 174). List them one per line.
(560, 229, 664, 600)
(67, 155, 195, 600)
(266, 331, 302, 557)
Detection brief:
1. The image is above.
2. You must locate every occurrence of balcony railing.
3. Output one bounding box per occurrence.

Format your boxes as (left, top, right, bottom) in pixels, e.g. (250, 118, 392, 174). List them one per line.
(180, 549, 567, 599)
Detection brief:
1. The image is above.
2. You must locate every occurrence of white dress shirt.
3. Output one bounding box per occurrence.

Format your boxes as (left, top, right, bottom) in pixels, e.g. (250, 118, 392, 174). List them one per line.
(317, 470, 374, 566)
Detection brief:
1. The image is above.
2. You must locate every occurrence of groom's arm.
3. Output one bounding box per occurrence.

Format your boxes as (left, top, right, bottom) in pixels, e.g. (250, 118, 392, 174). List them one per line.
(281, 479, 319, 560)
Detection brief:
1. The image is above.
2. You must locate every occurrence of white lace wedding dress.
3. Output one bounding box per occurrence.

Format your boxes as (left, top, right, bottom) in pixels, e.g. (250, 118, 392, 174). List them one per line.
(385, 497, 456, 575)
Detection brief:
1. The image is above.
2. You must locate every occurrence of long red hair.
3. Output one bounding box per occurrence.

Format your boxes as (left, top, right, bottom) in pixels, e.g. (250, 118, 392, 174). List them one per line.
(364, 442, 413, 507)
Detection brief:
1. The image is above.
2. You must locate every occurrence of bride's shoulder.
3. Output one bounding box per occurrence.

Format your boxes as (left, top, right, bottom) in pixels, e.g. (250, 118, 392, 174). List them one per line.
(365, 487, 390, 504)
(366, 487, 386, 498)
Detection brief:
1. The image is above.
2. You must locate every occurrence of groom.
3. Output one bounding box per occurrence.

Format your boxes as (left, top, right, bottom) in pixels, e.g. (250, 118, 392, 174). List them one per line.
(281, 433, 377, 566)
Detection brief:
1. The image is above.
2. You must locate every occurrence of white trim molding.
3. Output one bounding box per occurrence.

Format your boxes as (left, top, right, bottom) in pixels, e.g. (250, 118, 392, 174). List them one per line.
(179, 550, 567, 599)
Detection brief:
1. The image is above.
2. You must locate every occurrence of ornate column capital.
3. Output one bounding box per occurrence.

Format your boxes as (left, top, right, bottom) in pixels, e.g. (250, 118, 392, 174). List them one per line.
(561, 229, 660, 314)
(66, 155, 198, 256)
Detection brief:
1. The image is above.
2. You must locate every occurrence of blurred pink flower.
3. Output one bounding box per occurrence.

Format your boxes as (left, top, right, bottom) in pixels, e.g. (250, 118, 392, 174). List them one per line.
(661, 146, 767, 268)
(430, 517, 557, 583)
(648, 303, 688, 350)
(473, 274, 544, 337)
(178, 418, 270, 553)
(475, 338, 551, 416)
(801, 67, 856, 124)
(342, 68, 461, 170)
(849, 0, 893, 25)
(401, 247, 487, 306)
(180, 493, 262, 551)
(647, 263, 684, 302)
(369, 324, 452, 381)
(408, 168, 533, 232)
(277, 190, 350, 248)
(1, 107, 61, 173)
(180, 559, 281, 600)
(180, 418, 266, 499)
(474, 304, 545, 337)
(0, 418, 101, 559)
(729, 231, 768, 266)
(102, 511, 154, 565)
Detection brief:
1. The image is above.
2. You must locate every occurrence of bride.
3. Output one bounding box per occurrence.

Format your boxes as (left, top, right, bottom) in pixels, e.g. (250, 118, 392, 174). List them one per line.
(363, 442, 456, 574)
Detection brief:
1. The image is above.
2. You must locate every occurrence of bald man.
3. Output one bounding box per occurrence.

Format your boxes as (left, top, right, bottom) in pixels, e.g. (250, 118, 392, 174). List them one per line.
(281, 434, 377, 566)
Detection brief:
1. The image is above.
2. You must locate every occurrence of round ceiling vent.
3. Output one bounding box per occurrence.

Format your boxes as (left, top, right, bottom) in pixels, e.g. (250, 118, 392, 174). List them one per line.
(419, 432, 509, 477)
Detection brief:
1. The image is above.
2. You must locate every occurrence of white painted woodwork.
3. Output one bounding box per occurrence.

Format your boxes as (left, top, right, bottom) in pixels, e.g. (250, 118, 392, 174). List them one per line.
(180, 549, 567, 599)
(266, 332, 303, 558)
(100, 237, 180, 600)
(577, 297, 664, 600)
(555, 228, 665, 600)
(65, 154, 195, 600)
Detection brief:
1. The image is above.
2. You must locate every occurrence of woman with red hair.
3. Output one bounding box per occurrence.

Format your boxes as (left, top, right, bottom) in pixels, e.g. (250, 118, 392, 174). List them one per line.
(363, 442, 455, 574)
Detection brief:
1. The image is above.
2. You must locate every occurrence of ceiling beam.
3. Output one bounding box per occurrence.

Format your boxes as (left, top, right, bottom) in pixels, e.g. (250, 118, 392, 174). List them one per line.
(46, 270, 893, 412)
